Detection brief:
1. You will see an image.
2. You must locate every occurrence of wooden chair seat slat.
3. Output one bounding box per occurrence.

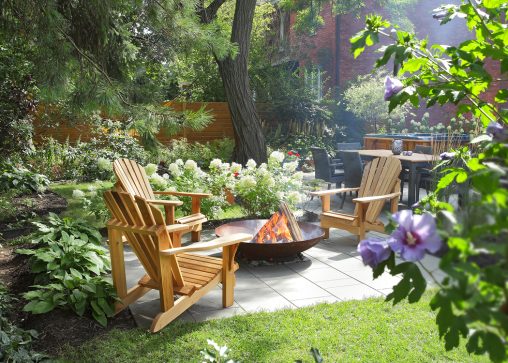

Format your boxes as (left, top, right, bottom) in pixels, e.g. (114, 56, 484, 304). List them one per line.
(178, 253, 223, 265)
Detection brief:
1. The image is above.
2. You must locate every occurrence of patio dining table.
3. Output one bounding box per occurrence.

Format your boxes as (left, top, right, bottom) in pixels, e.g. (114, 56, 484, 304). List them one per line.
(355, 149, 436, 207)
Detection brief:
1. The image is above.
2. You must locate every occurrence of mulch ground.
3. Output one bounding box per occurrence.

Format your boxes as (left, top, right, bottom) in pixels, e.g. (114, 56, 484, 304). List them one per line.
(0, 191, 137, 357)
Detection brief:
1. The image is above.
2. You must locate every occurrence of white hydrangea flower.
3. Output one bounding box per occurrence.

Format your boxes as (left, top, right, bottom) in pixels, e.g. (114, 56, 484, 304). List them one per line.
(283, 161, 298, 173)
(258, 163, 267, 170)
(292, 171, 304, 181)
(246, 159, 257, 169)
(162, 173, 169, 179)
(210, 158, 222, 169)
(275, 191, 285, 200)
(261, 173, 275, 187)
(72, 189, 85, 199)
(144, 163, 158, 176)
(175, 159, 184, 166)
(288, 191, 302, 204)
(150, 173, 167, 190)
(221, 162, 230, 171)
(184, 160, 198, 171)
(237, 175, 257, 190)
(97, 157, 112, 171)
(231, 162, 242, 174)
(269, 150, 285, 163)
(168, 163, 181, 177)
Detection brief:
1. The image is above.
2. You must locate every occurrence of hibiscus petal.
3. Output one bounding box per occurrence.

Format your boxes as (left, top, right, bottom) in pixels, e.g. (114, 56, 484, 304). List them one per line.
(412, 213, 437, 240)
(393, 210, 413, 231)
(400, 245, 426, 261)
(424, 233, 442, 253)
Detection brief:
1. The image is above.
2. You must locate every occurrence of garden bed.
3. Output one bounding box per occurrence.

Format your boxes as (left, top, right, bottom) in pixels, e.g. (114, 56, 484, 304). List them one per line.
(0, 190, 67, 239)
(0, 241, 136, 356)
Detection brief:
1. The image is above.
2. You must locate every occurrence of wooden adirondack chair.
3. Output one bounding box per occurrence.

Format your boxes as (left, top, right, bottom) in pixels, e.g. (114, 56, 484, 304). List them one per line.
(113, 158, 211, 244)
(103, 189, 252, 333)
(310, 157, 402, 241)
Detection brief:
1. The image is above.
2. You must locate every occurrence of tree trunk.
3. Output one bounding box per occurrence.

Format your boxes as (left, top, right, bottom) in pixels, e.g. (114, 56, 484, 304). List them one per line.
(216, 0, 267, 164)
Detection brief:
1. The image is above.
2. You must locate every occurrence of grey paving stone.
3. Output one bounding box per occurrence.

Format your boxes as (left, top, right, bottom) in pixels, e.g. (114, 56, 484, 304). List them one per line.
(245, 264, 296, 281)
(295, 267, 349, 282)
(187, 287, 240, 313)
(315, 277, 363, 289)
(234, 286, 295, 312)
(264, 277, 329, 301)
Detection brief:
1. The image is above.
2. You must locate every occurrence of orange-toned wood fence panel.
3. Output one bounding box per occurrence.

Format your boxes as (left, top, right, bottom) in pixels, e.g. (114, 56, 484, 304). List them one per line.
(158, 102, 235, 144)
(33, 102, 235, 145)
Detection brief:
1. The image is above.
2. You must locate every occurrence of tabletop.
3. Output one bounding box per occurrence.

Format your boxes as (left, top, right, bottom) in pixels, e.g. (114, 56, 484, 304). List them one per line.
(357, 149, 436, 163)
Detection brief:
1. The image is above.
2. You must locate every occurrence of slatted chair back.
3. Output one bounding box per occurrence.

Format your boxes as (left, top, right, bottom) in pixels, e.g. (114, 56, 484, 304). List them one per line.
(113, 158, 155, 200)
(103, 190, 185, 287)
(311, 147, 333, 180)
(354, 157, 401, 224)
(340, 151, 363, 188)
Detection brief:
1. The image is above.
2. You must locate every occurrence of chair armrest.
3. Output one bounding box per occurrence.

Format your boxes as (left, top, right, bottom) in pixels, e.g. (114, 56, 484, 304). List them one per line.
(352, 192, 400, 204)
(153, 191, 212, 198)
(159, 233, 253, 256)
(310, 187, 360, 197)
(146, 199, 183, 207)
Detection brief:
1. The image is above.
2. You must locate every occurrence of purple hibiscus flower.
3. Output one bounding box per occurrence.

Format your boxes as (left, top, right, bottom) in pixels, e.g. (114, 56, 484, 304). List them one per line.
(384, 76, 404, 101)
(358, 237, 391, 268)
(486, 122, 508, 142)
(388, 210, 443, 261)
(440, 151, 456, 160)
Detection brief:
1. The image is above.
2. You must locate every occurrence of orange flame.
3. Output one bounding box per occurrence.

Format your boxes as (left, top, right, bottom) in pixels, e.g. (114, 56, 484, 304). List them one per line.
(253, 211, 294, 244)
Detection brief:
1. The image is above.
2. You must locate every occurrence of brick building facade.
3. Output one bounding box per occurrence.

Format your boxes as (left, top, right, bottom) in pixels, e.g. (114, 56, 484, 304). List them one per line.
(273, 0, 490, 127)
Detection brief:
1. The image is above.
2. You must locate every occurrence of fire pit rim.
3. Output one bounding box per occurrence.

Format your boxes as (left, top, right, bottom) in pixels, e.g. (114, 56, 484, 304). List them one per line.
(215, 219, 324, 260)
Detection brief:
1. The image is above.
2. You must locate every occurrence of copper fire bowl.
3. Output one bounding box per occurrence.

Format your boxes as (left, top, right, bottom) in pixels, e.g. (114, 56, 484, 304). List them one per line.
(215, 219, 324, 260)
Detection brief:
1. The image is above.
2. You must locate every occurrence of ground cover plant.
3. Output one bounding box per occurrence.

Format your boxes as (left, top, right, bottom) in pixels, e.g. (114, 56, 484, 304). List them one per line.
(0, 283, 46, 363)
(58, 292, 488, 363)
(352, 0, 508, 360)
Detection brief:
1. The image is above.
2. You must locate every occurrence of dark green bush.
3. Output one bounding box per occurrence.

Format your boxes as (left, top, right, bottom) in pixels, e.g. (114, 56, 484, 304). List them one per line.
(0, 160, 50, 194)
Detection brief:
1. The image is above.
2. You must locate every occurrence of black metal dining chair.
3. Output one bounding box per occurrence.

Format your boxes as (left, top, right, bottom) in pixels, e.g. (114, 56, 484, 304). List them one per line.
(310, 147, 344, 189)
(338, 151, 363, 209)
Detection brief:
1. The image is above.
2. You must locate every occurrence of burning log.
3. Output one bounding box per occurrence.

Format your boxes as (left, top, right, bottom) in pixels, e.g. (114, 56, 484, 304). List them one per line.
(253, 202, 304, 244)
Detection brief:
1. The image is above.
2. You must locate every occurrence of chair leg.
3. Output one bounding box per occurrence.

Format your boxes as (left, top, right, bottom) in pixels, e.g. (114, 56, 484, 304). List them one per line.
(340, 193, 346, 209)
(323, 228, 330, 239)
(191, 230, 201, 242)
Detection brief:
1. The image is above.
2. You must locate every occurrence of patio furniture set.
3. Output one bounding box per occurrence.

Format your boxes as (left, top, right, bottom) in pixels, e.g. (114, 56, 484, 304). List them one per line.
(101, 154, 404, 332)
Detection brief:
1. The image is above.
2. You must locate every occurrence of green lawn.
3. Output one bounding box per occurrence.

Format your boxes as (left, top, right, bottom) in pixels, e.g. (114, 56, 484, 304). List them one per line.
(50, 181, 113, 228)
(57, 292, 487, 363)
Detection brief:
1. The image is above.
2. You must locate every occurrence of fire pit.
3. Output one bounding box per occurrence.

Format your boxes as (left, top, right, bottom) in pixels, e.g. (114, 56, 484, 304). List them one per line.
(215, 219, 324, 260)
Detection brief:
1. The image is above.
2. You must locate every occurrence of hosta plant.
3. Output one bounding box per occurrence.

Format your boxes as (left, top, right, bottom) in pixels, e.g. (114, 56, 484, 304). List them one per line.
(351, 1, 508, 361)
(18, 220, 115, 326)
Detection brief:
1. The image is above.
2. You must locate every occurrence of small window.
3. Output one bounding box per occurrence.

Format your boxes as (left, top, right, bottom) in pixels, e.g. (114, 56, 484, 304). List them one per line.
(304, 66, 323, 101)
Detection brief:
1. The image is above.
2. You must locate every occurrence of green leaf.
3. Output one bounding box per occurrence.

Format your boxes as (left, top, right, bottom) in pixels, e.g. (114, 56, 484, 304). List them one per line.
(24, 300, 55, 314)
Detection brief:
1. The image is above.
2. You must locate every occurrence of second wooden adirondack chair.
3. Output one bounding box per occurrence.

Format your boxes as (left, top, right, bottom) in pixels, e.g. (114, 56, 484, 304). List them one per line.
(113, 158, 210, 244)
(310, 157, 402, 241)
(103, 190, 252, 332)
